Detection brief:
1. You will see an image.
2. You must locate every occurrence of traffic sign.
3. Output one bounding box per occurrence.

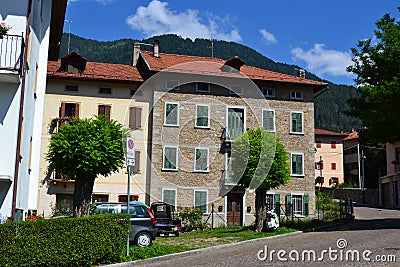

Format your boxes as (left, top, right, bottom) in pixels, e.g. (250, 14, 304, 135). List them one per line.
(126, 137, 135, 167)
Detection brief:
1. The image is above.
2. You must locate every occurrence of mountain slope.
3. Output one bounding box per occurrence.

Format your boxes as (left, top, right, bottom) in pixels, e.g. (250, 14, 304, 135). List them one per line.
(59, 33, 361, 132)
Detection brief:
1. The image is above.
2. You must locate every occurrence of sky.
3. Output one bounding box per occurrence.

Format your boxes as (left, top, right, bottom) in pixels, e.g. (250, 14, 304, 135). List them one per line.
(65, 0, 399, 85)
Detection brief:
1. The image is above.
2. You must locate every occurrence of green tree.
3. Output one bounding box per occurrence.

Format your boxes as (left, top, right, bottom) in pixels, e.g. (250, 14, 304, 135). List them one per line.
(346, 8, 400, 143)
(229, 128, 291, 231)
(46, 117, 127, 217)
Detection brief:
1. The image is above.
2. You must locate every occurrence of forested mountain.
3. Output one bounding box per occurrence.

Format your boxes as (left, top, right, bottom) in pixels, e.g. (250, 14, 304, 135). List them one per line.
(59, 33, 361, 132)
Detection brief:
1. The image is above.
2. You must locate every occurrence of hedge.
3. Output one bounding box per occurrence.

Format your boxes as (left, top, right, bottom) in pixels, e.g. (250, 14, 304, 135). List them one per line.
(0, 214, 130, 266)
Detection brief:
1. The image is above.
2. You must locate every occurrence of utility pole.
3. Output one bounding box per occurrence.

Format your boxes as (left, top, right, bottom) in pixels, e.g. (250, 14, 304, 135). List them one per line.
(65, 20, 72, 54)
(209, 33, 214, 58)
(319, 156, 323, 190)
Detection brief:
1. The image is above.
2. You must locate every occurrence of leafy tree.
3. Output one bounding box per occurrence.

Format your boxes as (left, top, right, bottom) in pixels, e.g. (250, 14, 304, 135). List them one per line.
(47, 117, 127, 217)
(229, 128, 291, 231)
(346, 8, 400, 143)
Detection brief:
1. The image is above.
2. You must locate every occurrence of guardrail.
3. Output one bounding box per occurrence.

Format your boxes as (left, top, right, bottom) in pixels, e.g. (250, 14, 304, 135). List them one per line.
(0, 34, 24, 75)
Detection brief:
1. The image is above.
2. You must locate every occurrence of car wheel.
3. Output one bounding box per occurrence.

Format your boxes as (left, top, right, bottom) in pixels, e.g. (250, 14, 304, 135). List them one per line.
(135, 232, 152, 247)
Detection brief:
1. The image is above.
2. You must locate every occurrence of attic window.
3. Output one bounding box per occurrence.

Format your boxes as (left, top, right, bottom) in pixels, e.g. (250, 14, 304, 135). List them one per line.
(99, 87, 112, 94)
(66, 85, 78, 92)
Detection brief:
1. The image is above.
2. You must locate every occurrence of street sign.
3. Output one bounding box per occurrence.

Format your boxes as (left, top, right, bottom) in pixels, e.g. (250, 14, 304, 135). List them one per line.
(126, 137, 135, 166)
(127, 158, 135, 167)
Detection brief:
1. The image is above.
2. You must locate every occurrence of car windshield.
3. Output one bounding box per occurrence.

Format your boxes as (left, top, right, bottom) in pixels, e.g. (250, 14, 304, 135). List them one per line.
(122, 205, 150, 218)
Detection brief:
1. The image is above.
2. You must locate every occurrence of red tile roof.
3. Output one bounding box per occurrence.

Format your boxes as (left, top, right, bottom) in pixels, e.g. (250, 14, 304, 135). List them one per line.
(315, 128, 348, 136)
(47, 60, 143, 83)
(343, 130, 359, 140)
(140, 51, 327, 87)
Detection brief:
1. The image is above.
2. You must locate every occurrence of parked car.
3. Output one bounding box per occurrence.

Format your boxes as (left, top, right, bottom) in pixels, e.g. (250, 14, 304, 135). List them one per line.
(150, 202, 181, 237)
(93, 202, 157, 247)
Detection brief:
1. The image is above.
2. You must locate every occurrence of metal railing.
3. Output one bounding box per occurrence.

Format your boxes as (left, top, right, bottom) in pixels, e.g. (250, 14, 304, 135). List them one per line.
(0, 34, 24, 75)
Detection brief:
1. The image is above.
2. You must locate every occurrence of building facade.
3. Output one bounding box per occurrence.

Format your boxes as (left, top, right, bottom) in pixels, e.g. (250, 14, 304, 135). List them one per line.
(314, 129, 347, 188)
(135, 45, 327, 226)
(38, 52, 148, 217)
(380, 142, 400, 208)
(0, 0, 66, 222)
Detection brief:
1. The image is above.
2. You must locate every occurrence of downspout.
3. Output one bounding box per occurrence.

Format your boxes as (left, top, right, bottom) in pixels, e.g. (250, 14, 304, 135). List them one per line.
(11, 0, 32, 221)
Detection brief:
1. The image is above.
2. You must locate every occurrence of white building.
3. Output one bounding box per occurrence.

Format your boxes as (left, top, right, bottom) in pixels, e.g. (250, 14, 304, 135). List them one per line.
(0, 0, 67, 222)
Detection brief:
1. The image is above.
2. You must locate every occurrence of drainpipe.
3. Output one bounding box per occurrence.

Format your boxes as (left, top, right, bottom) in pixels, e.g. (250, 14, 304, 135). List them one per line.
(11, 0, 32, 221)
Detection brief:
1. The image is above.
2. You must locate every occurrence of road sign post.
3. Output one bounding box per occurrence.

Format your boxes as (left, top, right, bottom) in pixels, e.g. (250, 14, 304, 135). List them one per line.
(126, 137, 135, 257)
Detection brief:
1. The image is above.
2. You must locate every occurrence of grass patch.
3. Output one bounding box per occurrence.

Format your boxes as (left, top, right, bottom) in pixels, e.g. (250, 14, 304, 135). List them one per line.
(122, 219, 339, 262)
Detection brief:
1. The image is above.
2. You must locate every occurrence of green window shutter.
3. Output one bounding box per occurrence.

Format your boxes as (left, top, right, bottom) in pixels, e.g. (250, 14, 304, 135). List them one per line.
(195, 191, 207, 213)
(303, 194, 309, 216)
(285, 195, 292, 216)
(164, 147, 177, 170)
(163, 190, 176, 207)
(291, 112, 303, 133)
(263, 110, 274, 131)
(165, 103, 178, 125)
(196, 105, 209, 127)
(274, 194, 280, 215)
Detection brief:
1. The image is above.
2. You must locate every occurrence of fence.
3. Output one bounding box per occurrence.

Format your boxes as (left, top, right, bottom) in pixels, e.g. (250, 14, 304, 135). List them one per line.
(0, 34, 24, 74)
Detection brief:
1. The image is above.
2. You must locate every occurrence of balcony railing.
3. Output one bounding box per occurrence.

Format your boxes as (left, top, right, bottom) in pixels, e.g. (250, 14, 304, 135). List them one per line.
(0, 34, 24, 75)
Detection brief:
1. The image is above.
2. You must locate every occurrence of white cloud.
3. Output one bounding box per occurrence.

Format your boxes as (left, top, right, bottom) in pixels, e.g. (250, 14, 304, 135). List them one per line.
(95, 0, 114, 4)
(126, 0, 242, 42)
(291, 43, 353, 77)
(259, 29, 277, 44)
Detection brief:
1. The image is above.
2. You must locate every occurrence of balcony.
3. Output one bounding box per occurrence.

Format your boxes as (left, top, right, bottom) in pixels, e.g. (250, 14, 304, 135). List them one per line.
(0, 34, 24, 83)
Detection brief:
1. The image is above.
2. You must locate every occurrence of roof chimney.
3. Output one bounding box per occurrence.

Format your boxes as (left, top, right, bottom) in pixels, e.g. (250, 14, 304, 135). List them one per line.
(153, 39, 159, 57)
(298, 69, 305, 78)
(133, 42, 140, 66)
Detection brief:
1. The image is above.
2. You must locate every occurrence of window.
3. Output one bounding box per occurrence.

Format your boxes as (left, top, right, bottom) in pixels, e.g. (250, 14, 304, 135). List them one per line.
(99, 87, 112, 94)
(65, 85, 78, 92)
(118, 195, 138, 202)
(164, 102, 179, 126)
(59, 102, 79, 120)
(194, 148, 209, 172)
(195, 104, 210, 128)
(98, 105, 111, 123)
(133, 150, 141, 173)
(163, 146, 178, 170)
(331, 162, 337, 170)
(316, 141, 321, 148)
(262, 87, 275, 98)
(162, 189, 177, 208)
(290, 90, 303, 100)
(196, 82, 210, 93)
(291, 153, 304, 176)
(230, 85, 243, 95)
(331, 141, 337, 149)
(266, 193, 280, 211)
(56, 194, 73, 212)
(129, 107, 142, 130)
(166, 80, 180, 91)
(194, 190, 208, 213)
(287, 194, 308, 216)
(290, 111, 303, 134)
(262, 109, 275, 132)
(92, 194, 109, 203)
(227, 107, 245, 140)
(330, 177, 339, 186)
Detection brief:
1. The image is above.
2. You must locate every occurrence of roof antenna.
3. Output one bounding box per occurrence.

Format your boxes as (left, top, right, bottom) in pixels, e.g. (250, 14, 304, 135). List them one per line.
(209, 33, 214, 58)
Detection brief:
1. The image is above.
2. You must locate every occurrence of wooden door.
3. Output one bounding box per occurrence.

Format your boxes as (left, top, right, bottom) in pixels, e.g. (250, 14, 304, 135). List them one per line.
(227, 193, 243, 226)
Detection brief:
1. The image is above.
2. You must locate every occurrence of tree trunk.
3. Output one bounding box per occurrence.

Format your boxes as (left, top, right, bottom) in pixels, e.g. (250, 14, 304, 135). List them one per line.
(73, 177, 95, 217)
(255, 187, 267, 232)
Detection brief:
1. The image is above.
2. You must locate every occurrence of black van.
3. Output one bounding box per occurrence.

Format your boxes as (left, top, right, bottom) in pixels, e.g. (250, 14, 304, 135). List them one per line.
(93, 202, 157, 247)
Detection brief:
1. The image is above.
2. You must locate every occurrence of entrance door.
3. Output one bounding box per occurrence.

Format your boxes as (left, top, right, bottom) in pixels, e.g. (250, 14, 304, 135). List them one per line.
(227, 192, 243, 226)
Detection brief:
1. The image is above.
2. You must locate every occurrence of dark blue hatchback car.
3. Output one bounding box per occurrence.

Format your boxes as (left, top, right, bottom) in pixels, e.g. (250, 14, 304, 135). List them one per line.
(93, 202, 157, 247)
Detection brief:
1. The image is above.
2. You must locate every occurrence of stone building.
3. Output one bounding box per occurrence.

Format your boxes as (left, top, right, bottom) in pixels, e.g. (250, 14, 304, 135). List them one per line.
(135, 44, 327, 226)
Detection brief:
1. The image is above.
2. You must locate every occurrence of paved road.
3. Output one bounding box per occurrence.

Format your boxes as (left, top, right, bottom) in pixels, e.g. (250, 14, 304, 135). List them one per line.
(124, 207, 400, 266)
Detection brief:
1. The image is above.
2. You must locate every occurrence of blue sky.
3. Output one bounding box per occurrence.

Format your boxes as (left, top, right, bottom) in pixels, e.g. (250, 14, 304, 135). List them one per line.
(65, 0, 399, 85)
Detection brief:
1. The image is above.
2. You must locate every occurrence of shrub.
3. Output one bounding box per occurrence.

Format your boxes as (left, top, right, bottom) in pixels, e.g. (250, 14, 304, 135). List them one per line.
(178, 208, 209, 232)
(0, 214, 129, 266)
